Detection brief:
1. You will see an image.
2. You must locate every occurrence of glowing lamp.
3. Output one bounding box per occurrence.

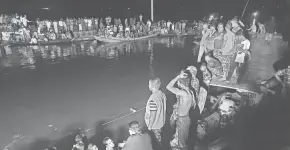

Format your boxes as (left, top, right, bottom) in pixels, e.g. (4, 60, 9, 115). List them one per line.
(209, 14, 214, 21)
(252, 11, 259, 17)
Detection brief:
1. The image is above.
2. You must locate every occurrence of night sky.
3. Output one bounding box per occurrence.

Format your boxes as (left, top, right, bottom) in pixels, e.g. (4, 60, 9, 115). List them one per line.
(0, 0, 288, 22)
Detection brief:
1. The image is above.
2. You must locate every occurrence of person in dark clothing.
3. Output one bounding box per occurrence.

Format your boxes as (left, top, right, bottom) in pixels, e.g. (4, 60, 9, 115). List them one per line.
(119, 121, 153, 150)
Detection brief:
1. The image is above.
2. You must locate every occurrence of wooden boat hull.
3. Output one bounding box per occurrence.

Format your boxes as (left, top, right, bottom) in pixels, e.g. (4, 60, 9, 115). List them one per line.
(1, 37, 95, 47)
(94, 33, 159, 43)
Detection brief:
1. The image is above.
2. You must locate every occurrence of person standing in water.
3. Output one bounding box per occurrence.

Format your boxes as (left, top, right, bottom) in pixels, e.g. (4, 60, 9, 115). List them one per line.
(167, 72, 195, 150)
(145, 78, 167, 145)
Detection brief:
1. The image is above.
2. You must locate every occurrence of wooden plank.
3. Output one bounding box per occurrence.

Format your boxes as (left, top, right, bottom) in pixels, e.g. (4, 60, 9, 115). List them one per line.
(209, 80, 255, 93)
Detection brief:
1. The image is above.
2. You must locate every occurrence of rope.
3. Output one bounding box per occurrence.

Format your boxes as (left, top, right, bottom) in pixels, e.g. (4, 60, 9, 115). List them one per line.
(241, 0, 251, 19)
(101, 107, 145, 126)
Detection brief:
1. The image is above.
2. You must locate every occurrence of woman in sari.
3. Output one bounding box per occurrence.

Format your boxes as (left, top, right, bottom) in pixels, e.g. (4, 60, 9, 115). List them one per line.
(213, 22, 235, 81)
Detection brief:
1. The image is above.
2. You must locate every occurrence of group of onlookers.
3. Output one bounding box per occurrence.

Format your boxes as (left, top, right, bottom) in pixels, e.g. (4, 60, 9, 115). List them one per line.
(197, 17, 251, 84)
(0, 13, 193, 44)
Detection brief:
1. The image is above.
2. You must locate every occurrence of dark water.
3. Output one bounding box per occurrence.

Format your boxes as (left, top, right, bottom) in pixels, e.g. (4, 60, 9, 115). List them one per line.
(1, 36, 290, 150)
(0, 36, 196, 149)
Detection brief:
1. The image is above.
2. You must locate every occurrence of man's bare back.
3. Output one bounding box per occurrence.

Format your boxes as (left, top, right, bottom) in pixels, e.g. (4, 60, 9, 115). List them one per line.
(177, 90, 193, 117)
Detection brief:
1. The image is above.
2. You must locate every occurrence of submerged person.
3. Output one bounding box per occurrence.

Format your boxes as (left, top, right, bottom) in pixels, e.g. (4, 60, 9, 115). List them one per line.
(145, 78, 167, 145)
(167, 72, 195, 150)
(118, 121, 153, 150)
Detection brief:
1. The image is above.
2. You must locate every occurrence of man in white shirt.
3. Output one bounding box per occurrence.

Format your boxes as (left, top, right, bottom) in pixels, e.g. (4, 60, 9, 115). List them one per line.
(88, 19, 92, 31)
(226, 37, 251, 83)
(53, 21, 58, 34)
(59, 20, 64, 33)
(22, 15, 28, 27)
(46, 21, 51, 31)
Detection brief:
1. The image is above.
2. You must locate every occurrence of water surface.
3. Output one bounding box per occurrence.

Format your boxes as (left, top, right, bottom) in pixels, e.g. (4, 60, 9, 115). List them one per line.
(0, 36, 196, 148)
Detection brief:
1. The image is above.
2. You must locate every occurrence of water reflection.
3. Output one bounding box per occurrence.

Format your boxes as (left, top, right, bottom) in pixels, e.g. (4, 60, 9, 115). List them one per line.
(0, 36, 186, 71)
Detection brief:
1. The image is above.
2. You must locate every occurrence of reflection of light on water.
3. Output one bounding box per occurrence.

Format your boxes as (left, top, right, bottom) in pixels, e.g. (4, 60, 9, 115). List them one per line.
(4, 38, 187, 70)
(89, 46, 95, 56)
(125, 44, 131, 53)
(51, 48, 56, 60)
(39, 46, 47, 59)
(71, 44, 77, 58)
(63, 47, 70, 60)
(119, 44, 125, 55)
(19, 47, 36, 69)
(99, 49, 107, 58)
(154, 37, 185, 48)
(56, 46, 62, 58)
(81, 43, 85, 51)
(148, 40, 153, 51)
(106, 47, 118, 59)
(4, 46, 12, 55)
(149, 46, 155, 77)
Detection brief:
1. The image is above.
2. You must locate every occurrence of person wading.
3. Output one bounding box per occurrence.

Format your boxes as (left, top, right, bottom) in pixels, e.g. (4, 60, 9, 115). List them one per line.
(167, 71, 196, 150)
(145, 78, 167, 147)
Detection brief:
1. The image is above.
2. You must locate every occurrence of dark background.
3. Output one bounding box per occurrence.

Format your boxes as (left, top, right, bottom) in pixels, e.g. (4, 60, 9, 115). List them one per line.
(0, 0, 287, 21)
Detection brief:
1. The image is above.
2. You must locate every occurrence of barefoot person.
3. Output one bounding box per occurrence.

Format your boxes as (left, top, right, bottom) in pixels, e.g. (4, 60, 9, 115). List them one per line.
(167, 72, 196, 150)
(145, 78, 167, 145)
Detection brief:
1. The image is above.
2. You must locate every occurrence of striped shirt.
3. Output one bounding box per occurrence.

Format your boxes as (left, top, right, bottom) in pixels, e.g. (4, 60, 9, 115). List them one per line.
(148, 100, 157, 111)
(145, 90, 167, 129)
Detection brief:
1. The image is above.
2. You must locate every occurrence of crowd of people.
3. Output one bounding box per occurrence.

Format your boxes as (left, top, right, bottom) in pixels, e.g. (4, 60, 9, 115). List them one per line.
(2, 11, 289, 150)
(196, 17, 251, 84)
(39, 16, 252, 150)
(64, 15, 290, 150)
(0, 13, 194, 44)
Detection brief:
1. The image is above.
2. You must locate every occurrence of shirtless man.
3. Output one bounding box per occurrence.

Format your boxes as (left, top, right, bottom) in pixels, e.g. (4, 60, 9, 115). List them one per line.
(166, 72, 195, 150)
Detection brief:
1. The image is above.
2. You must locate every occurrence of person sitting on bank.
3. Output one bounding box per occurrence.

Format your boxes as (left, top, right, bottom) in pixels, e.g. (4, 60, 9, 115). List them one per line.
(30, 35, 38, 44)
(118, 121, 153, 150)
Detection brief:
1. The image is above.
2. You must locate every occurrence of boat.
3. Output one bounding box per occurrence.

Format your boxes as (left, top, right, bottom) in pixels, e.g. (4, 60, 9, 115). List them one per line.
(1, 37, 95, 47)
(194, 35, 289, 149)
(94, 33, 159, 43)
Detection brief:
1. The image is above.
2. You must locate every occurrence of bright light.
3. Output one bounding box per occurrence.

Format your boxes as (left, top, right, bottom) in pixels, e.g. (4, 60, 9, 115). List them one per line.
(252, 11, 259, 17)
(41, 7, 50, 10)
(209, 14, 214, 21)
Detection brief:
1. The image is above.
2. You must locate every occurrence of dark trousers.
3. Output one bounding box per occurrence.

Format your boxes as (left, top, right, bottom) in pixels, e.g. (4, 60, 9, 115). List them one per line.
(227, 52, 239, 81)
